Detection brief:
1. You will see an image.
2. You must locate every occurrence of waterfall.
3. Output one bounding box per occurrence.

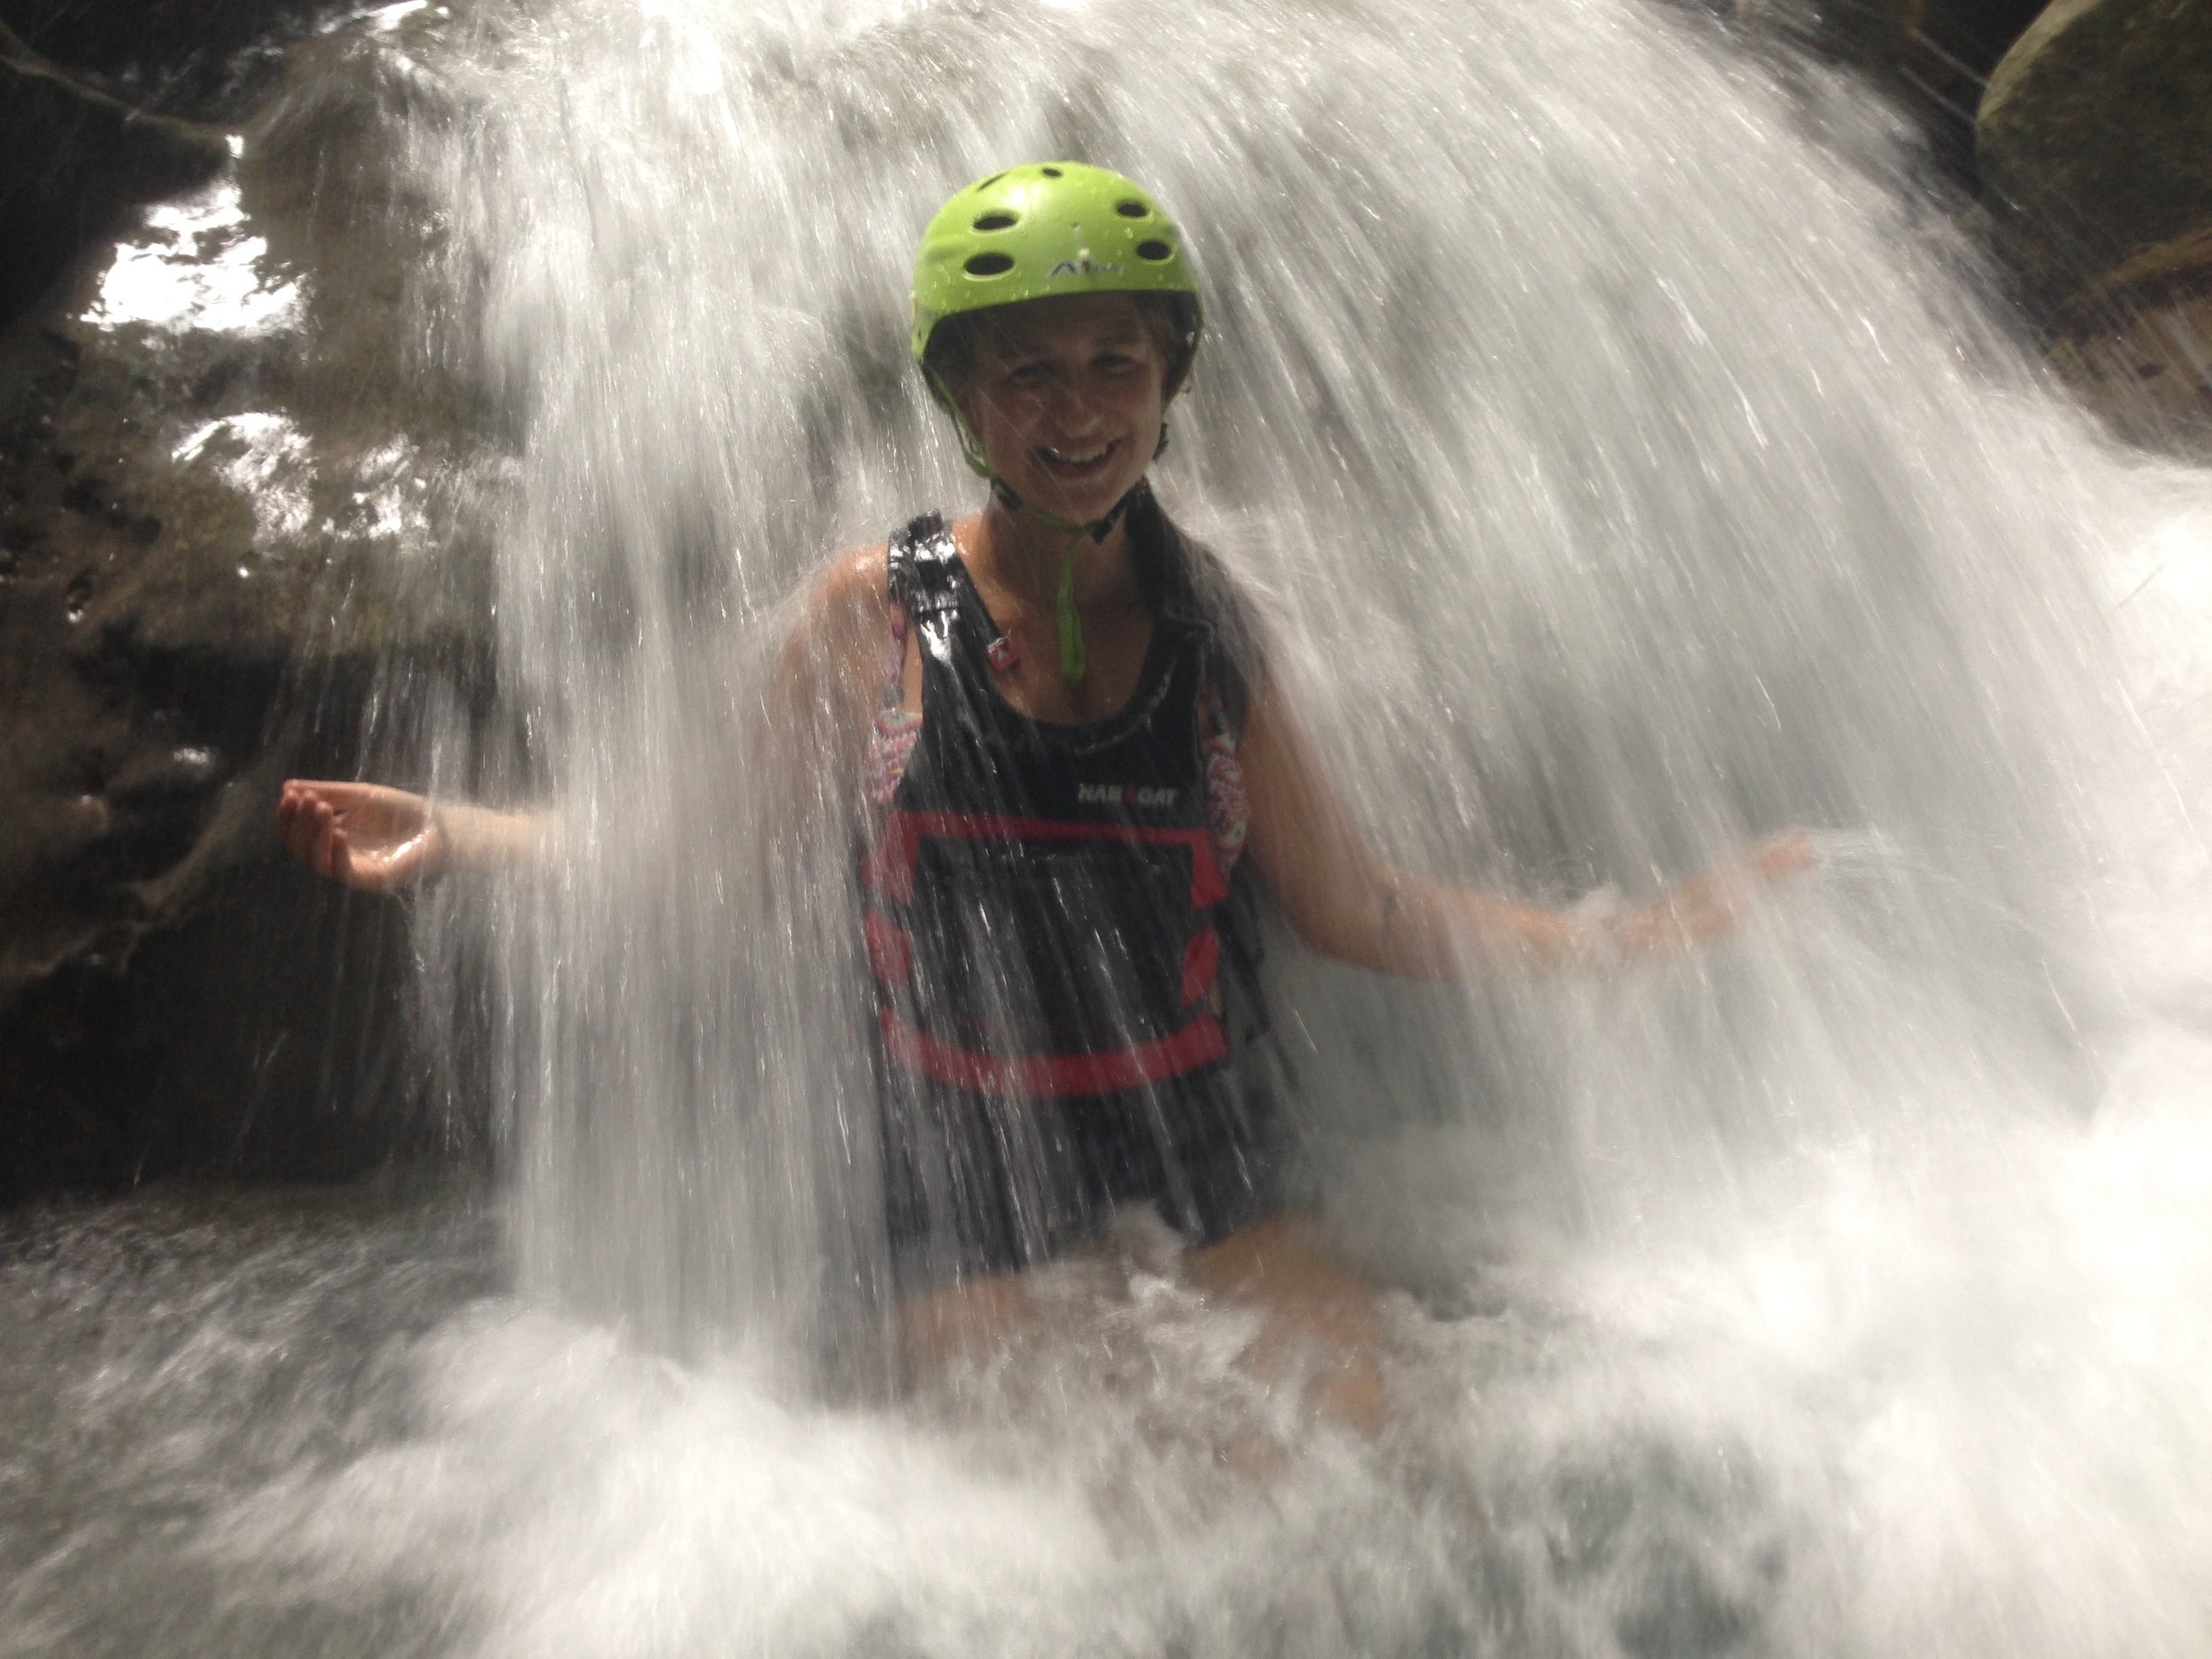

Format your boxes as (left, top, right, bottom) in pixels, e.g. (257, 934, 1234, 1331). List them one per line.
(409, 0, 2130, 1348)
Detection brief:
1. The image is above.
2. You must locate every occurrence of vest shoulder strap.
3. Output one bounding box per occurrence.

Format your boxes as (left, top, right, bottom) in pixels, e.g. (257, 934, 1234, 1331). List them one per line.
(887, 513, 960, 611)
(887, 512, 963, 667)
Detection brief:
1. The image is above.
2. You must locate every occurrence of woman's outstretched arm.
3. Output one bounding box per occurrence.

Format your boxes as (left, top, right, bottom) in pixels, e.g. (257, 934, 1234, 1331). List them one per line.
(275, 780, 548, 891)
(277, 545, 893, 895)
(1237, 690, 1810, 979)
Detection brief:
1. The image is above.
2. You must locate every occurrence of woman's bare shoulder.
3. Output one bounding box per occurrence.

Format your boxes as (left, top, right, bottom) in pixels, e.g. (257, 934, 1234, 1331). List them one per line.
(803, 541, 895, 644)
(818, 541, 889, 604)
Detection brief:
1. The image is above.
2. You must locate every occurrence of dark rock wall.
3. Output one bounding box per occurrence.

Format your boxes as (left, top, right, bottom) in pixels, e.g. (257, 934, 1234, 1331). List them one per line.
(1, 23, 229, 327)
(0, 316, 488, 1202)
(3, 0, 339, 111)
(1, 0, 366, 327)
(2, 3, 505, 1204)
(1716, 0, 2212, 456)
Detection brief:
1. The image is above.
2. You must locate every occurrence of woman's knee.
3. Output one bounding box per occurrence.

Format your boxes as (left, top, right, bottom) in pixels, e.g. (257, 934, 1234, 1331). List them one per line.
(1189, 1213, 1390, 1434)
(896, 1271, 1033, 1379)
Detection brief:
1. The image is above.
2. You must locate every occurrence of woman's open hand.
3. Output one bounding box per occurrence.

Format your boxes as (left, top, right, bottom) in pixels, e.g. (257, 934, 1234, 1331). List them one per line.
(277, 780, 447, 893)
(1612, 830, 1815, 961)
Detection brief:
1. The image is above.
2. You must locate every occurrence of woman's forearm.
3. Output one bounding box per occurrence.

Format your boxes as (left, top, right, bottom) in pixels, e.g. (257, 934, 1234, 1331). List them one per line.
(1226, 687, 1809, 984)
(431, 801, 556, 875)
(1376, 872, 1578, 979)
(1288, 864, 1578, 980)
(1361, 833, 1812, 981)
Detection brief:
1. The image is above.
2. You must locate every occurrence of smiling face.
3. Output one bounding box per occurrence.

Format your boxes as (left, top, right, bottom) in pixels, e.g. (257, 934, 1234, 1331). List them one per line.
(945, 292, 1172, 524)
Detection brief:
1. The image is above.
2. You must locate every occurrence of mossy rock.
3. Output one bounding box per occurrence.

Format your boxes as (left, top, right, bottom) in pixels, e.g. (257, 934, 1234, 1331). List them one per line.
(1978, 0, 2212, 306)
(2044, 226, 2212, 460)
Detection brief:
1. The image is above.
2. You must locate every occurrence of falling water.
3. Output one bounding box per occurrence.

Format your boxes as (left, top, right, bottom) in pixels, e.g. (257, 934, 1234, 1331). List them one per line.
(407, 0, 2108, 1331)
(9, 0, 2212, 1652)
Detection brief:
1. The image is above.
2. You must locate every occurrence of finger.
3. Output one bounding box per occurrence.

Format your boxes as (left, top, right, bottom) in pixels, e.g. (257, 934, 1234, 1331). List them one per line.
(314, 801, 344, 882)
(281, 783, 323, 827)
(280, 810, 315, 866)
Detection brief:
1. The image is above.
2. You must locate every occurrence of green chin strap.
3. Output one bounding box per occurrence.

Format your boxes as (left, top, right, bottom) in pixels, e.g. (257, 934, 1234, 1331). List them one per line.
(1000, 478, 1112, 687)
(941, 382, 1122, 687)
(1054, 523, 1090, 686)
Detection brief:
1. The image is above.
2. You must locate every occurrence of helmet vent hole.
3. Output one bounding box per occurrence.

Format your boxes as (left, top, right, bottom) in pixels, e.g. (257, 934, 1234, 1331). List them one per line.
(972, 211, 1018, 232)
(1040, 165, 1064, 177)
(1134, 239, 1173, 261)
(964, 251, 1016, 277)
(973, 173, 1006, 191)
(1116, 200, 1148, 218)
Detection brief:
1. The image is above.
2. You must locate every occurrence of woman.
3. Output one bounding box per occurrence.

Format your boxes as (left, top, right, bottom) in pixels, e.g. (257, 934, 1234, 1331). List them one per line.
(280, 162, 1808, 1432)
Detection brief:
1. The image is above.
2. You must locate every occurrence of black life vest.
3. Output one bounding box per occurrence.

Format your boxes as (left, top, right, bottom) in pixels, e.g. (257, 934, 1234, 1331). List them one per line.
(860, 512, 1231, 1100)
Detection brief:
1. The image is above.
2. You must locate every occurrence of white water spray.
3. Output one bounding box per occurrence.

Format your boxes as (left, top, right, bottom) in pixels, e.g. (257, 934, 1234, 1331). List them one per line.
(406, 0, 2130, 1338)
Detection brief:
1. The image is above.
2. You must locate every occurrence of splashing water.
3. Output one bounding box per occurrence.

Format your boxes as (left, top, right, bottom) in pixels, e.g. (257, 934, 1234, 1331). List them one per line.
(409, 0, 2123, 1339)
(10, 0, 2212, 1652)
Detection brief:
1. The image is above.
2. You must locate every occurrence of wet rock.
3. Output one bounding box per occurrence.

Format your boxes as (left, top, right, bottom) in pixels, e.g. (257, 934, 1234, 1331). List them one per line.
(0, 2, 500, 1204)
(0, 22, 232, 326)
(2043, 226, 2212, 461)
(1904, 0, 2054, 178)
(0, 0, 343, 119)
(0, 0, 367, 330)
(1977, 0, 2212, 307)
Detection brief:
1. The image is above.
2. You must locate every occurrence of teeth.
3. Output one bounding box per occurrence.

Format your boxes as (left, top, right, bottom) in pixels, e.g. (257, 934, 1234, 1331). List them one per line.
(1044, 444, 1109, 465)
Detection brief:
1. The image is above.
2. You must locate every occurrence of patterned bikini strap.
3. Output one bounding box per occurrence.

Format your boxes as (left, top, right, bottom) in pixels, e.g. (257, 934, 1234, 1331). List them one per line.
(887, 512, 963, 670)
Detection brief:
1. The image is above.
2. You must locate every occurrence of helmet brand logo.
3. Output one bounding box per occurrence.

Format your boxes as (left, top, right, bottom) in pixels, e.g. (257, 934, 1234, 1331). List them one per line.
(1048, 259, 1124, 279)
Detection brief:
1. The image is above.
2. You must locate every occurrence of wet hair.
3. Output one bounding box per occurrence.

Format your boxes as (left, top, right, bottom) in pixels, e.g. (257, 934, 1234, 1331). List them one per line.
(1125, 485, 1266, 727)
(923, 292, 1198, 398)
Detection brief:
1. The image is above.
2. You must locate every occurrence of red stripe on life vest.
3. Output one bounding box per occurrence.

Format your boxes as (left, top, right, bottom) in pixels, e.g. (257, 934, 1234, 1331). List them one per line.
(861, 812, 923, 905)
(1178, 926, 1220, 1006)
(863, 913, 913, 986)
(862, 810, 1229, 910)
(879, 1007, 1228, 1099)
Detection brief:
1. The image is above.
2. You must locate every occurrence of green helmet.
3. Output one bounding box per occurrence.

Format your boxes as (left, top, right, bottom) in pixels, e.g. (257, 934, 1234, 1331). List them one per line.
(910, 161, 1203, 407)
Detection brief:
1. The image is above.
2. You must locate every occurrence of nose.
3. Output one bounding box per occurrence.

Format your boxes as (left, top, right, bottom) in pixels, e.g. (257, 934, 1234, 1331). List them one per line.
(1037, 377, 1105, 434)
